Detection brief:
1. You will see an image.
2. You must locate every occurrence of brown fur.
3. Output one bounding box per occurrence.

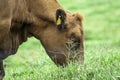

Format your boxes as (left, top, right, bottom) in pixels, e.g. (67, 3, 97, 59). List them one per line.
(0, 0, 84, 79)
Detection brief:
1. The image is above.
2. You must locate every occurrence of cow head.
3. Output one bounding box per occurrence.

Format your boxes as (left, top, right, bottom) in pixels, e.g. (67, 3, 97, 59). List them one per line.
(29, 9, 84, 66)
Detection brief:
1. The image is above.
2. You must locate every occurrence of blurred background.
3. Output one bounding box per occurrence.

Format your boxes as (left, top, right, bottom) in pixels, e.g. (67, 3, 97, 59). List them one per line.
(4, 0, 120, 80)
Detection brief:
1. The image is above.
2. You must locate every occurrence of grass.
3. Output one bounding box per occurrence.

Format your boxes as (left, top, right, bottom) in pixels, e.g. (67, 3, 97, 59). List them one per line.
(4, 0, 120, 80)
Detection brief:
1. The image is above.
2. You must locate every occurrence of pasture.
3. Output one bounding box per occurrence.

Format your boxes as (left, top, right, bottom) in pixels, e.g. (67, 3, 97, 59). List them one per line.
(4, 0, 120, 80)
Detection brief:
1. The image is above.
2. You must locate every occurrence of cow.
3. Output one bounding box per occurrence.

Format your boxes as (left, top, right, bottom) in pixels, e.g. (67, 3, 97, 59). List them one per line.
(0, 0, 84, 79)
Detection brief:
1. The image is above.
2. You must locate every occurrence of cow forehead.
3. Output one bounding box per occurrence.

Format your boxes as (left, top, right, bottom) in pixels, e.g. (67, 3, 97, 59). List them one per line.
(66, 14, 75, 22)
(69, 25, 81, 34)
(66, 19, 81, 30)
(65, 14, 80, 25)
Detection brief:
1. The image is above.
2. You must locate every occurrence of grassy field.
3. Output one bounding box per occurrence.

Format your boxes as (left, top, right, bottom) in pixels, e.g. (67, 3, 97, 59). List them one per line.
(4, 0, 120, 80)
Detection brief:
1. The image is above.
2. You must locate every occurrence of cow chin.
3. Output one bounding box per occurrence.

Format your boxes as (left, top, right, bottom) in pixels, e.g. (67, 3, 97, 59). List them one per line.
(46, 50, 67, 66)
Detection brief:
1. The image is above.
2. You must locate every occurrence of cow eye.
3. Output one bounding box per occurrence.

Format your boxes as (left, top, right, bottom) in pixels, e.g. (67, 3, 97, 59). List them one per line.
(70, 34, 80, 50)
(70, 33, 76, 42)
(66, 33, 80, 51)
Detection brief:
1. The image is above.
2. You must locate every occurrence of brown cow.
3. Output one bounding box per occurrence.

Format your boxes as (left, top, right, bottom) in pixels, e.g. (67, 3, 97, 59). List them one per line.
(0, 0, 84, 79)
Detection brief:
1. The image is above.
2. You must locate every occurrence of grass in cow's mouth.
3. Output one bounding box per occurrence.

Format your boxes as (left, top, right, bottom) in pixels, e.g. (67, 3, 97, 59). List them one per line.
(3, 0, 120, 80)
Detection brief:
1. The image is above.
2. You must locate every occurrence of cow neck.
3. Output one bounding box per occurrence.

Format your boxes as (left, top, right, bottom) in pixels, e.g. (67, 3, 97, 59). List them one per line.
(28, 0, 63, 23)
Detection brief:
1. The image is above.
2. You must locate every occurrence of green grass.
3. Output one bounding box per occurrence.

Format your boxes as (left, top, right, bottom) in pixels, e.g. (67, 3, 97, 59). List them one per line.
(4, 0, 120, 80)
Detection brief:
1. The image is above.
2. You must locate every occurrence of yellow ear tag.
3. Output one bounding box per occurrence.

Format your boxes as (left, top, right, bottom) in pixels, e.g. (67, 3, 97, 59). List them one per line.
(57, 16, 61, 25)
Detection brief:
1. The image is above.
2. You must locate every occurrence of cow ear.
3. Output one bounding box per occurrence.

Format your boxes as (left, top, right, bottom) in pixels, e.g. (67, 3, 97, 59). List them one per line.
(56, 9, 66, 31)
